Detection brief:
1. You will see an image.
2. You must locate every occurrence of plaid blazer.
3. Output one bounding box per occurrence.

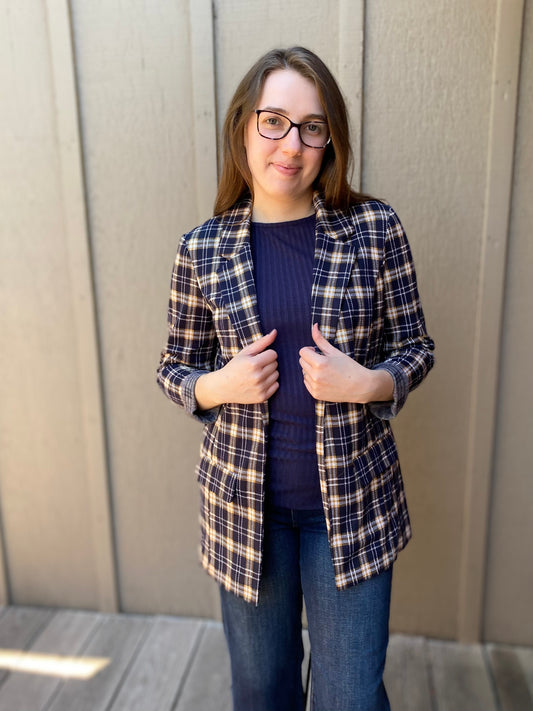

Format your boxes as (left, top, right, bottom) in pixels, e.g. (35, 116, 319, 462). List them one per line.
(157, 193, 435, 604)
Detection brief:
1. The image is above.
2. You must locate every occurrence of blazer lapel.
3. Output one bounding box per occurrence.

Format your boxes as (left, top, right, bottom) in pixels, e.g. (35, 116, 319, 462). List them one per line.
(216, 200, 264, 348)
(311, 194, 360, 342)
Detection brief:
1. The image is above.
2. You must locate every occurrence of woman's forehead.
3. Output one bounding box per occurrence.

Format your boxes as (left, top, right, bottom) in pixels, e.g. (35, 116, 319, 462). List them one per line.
(258, 69, 323, 117)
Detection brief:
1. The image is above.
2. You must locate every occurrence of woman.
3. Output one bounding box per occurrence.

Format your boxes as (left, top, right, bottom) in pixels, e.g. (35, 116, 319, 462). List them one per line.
(157, 47, 434, 711)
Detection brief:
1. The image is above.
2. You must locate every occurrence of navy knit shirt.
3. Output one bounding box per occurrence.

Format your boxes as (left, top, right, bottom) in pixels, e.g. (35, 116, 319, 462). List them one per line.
(250, 214, 323, 510)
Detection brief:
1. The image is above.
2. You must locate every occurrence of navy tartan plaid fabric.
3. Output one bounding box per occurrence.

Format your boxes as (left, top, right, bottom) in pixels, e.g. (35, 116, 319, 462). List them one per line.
(157, 193, 435, 604)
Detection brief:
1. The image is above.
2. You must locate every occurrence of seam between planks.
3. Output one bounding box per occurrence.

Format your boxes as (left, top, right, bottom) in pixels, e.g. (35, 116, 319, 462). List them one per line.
(424, 637, 440, 711)
(40, 613, 107, 711)
(482, 644, 503, 711)
(168, 622, 207, 711)
(101, 616, 152, 711)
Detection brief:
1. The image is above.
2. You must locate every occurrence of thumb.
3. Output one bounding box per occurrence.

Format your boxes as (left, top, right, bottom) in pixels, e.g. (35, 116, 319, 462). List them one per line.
(312, 323, 334, 354)
(244, 329, 277, 356)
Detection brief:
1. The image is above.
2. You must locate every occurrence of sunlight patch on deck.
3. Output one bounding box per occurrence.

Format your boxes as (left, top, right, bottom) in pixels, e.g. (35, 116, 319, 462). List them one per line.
(0, 649, 110, 679)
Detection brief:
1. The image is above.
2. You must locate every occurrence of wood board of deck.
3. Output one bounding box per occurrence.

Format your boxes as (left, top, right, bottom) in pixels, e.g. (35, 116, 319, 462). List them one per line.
(0, 608, 532, 710)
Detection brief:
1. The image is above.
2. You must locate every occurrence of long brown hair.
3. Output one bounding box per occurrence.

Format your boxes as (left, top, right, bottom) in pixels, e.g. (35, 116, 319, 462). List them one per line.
(214, 46, 371, 215)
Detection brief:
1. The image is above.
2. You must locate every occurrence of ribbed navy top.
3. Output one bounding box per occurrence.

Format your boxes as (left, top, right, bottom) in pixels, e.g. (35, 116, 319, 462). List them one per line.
(250, 214, 322, 510)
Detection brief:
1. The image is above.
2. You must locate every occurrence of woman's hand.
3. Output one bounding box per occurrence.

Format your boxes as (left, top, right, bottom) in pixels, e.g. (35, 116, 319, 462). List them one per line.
(299, 324, 394, 404)
(195, 329, 279, 409)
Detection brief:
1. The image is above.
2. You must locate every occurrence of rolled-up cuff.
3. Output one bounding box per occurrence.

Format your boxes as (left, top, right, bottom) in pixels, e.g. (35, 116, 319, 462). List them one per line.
(181, 371, 220, 424)
(367, 362, 409, 420)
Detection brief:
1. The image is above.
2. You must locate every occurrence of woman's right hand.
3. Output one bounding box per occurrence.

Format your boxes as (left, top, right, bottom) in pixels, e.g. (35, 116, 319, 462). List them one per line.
(194, 329, 279, 409)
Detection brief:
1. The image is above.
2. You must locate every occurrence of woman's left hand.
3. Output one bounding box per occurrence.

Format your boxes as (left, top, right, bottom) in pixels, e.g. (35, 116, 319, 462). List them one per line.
(299, 324, 394, 404)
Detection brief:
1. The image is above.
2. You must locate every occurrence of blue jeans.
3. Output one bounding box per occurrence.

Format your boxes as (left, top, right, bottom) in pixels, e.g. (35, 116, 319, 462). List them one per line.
(219, 505, 392, 711)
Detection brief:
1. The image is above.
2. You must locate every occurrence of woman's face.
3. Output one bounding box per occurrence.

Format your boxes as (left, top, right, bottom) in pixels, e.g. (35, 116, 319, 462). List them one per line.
(244, 69, 326, 220)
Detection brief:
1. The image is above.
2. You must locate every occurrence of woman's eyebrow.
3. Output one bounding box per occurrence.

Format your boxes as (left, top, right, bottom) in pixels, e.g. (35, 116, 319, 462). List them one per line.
(262, 106, 327, 121)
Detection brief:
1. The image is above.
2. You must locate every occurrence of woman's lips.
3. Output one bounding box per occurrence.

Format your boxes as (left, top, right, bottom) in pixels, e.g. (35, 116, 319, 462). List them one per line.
(272, 162, 301, 176)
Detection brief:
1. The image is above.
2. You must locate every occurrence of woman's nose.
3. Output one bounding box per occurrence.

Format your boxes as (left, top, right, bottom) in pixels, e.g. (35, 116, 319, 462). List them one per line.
(282, 125, 303, 153)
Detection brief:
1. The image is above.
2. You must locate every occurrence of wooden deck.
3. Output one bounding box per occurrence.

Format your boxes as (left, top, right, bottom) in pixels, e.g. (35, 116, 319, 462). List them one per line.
(0, 606, 531, 710)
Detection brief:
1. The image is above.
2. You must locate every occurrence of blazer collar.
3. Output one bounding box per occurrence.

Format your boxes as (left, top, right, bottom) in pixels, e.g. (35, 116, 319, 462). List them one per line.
(215, 193, 362, 348)
(217, 192, 362, 255)
(218, 198, 254, 259)
(313, 192, 366, 246)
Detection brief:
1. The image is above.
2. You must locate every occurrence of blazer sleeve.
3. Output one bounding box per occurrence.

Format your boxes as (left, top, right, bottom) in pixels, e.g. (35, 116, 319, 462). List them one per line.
(368, 207, 435, 419)
(156, 233, 220, 423)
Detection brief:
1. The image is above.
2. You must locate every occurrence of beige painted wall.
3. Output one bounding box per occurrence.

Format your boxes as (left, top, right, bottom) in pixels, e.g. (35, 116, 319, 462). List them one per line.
(68, 0, 218, 617)
(0, 0, 116, 611)
(363, 1, 496, 640)
(1, 0, 531, 643)
(484, 0, 533, 646)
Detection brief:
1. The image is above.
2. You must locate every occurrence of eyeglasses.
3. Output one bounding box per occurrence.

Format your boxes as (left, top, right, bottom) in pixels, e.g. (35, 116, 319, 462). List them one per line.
(255, 109, 331, 149)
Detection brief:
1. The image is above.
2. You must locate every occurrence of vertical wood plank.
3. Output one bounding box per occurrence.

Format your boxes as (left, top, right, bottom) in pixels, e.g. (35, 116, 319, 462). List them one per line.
(458, 0, 525, 642)
(189, 0, 218, 219)
(338, 0, 364, 190)
(44, 0, 118, 612)
(483, 0, 533, 647)
(0, 0, 11, 610)
(0, 531, 7, 607)
(67, 0, 209, 617)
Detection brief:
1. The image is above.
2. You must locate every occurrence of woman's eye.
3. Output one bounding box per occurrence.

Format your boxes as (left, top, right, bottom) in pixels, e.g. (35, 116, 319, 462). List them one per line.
(304, 122, 324, 135)
(264, 116, 281, 126)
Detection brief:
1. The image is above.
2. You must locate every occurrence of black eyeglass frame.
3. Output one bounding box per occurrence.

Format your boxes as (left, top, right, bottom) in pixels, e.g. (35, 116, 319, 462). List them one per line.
(254, 109, 331, 149)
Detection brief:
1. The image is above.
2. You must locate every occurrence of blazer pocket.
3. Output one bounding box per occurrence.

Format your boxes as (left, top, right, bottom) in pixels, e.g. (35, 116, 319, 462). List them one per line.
(352, 431, 398, 489)
(196, 457, 238, 503)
